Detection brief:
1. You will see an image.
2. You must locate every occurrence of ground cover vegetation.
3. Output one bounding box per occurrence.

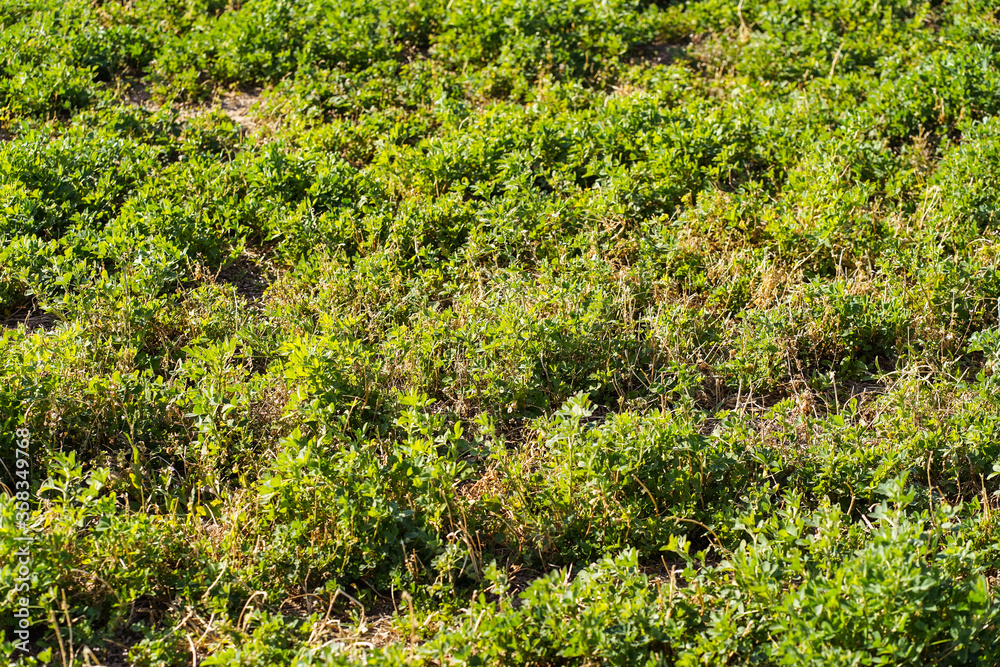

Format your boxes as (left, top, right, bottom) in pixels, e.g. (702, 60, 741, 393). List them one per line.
(2, 0, 1000, 663)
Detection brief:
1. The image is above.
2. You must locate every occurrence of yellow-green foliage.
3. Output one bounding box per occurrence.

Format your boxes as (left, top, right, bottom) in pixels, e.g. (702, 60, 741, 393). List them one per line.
(2, 0, 1000, 664)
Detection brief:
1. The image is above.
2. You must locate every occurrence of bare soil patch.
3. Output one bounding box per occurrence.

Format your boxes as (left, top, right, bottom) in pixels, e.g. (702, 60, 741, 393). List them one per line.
(117, 79, 263, 132)
(122, 79, 159, 112)
(1, 299, 56, 332)
(215, 254, 271, 302)
(219, 90, 263, 131)
(630, 41, 688, 67)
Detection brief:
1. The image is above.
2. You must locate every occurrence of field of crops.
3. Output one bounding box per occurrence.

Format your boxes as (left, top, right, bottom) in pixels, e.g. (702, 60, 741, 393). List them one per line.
(2, 0, 1000, 664)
